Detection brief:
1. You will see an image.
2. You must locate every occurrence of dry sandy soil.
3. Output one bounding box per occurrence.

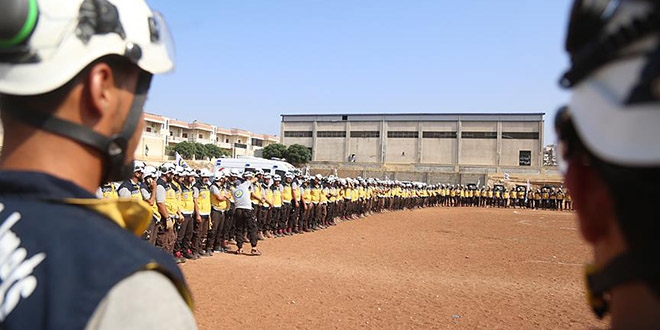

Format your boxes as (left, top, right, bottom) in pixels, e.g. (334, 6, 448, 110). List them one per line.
(181, 207, 609, 329)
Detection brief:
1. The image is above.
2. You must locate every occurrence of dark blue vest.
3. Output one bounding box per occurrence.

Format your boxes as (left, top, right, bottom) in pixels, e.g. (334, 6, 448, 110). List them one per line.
(0, 171, 191, 329)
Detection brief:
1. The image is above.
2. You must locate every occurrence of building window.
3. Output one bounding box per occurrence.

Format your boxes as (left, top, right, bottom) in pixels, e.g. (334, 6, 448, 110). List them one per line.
(387, 131, 419, 138)
(502, 132, 540, 140)
(350, 131, 380, 138)
(145, 127, 152, 133)
(225, 139, 229, 143)
(461, 131, 497, 139)
(235, 143, 247, 149)
(182, 133, 188, 138)
(342, 115, 348, 121)
(284, 131, 313, 138)
(251, 138, 263, 147)
(422, 131, 457, 138)
(169, 131, 173, 136)
(317, 131, 346, 138)
(198, 134, 203, 139)
(519, 150, 532, 166)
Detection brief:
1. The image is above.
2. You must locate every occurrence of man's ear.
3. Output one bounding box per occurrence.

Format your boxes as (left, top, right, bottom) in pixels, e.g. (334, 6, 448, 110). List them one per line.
(565, 159, 614, 244)
(82, 62, 116, 126)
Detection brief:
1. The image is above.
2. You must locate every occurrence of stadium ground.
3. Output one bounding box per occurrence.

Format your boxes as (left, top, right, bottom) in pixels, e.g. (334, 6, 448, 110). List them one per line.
(182, 207, 608, 329)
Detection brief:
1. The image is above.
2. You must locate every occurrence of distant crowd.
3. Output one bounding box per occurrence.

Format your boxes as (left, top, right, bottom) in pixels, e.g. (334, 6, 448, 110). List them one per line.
(99, 162, 572, 262)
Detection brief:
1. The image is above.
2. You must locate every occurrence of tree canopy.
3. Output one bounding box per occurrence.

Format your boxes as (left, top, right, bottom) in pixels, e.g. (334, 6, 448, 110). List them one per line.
(172, 141, 230, 160)
(284, 144, 311, 166)
(262, 143, 288, 160)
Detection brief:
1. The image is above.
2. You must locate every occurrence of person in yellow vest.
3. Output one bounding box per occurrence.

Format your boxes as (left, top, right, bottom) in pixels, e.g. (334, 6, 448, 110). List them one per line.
(556, 188, 565, 211)
(140, 165, 159, 246)
(270, 175, 285, 237)
(320, 177, 331, 226)
(175, 169, 196, 260)
(281, 172, 295, 235)
(209, 171, 230, 254)
(192, 169, 212, 257)
(301, 177, 313, 231)
(98, 181, 119, 200)
(309, 174, 322, 229)
(564, 189, 572, 211)
(260, 173, 274, 238)
(250, 170, 266, 240)
(156, 163, 183, 263)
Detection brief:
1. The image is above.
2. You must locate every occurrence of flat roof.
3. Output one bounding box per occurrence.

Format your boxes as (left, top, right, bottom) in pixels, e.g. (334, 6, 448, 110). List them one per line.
(281, 113, 544, 123)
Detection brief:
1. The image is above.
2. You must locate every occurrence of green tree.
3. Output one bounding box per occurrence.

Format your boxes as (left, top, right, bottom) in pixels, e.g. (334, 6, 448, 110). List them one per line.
(172, 141, 195, 159)
(192, 142, 207, 160)
(285, 144, 311, 166)
(204, 143, 230, 159)
(262, 143, 287, 160)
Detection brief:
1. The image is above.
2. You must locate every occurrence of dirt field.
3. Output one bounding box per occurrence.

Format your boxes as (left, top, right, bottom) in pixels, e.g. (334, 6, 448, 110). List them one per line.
(181, 207, 609, 329)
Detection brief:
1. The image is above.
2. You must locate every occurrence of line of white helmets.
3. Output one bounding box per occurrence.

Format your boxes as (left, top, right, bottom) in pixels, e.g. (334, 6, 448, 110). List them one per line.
(130, 161, 443, 189)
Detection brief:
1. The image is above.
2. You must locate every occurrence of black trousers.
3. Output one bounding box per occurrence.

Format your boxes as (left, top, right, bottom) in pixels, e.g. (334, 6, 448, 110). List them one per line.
(209, 209, 226, 250)
(192, 214, 210, 254)
(175, 214, 194, 253)
(234, 208, 258, 249)
(281, 203, 291, 231)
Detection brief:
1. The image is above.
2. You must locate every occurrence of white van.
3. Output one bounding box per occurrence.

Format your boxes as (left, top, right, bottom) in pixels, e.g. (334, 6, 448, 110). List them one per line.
(214, 156, 296, 178)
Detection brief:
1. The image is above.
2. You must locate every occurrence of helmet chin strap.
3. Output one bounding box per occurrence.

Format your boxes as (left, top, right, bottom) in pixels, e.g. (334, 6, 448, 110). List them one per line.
(6, 70, 153, 184)
(586, 252, 660, 319)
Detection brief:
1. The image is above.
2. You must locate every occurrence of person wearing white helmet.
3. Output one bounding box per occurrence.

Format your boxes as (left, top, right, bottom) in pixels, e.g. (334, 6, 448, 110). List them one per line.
(557, 0, 660, 327)
(280, 172, 295, 235)
(117, 160, 145, 200)
(0, 0, 194, 329)
(191, 169, 212, 257)
(156, 162, 184, 260)
(140, 165, 159, 245)
(208, 171, 231, 254)
(259, 173, 274, 238)
(269, 174, 284, 237)
(175, 169, 196, 260)
(230, 170, 263, 255)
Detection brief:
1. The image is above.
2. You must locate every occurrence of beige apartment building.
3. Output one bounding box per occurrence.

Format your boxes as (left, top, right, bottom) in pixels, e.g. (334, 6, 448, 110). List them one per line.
(136, 113, 280, 162)
(281, 113, 545, 176)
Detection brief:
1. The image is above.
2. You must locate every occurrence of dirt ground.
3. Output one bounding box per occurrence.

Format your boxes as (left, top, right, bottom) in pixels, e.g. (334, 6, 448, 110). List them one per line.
(181, 207, 609, 329)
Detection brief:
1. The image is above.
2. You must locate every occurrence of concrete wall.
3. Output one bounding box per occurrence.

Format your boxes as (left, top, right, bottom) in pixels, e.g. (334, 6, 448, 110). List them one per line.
(136, 134, 166, 161)
(460, 139, 497, 165)
(348, 121, 381, 163)
(281, 122, 313, 148)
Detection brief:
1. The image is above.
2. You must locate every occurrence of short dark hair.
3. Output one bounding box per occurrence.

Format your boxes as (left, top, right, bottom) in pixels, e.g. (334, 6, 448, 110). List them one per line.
(0, 55, 136, 113)
(556, 108, 660, 262)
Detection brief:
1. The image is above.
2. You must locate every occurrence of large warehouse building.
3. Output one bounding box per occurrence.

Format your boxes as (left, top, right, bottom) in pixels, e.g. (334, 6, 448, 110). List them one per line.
(281, 113, 545, 173)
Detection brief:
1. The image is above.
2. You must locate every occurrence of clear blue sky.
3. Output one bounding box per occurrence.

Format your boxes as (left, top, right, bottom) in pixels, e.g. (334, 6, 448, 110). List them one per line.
(147, 0, 573, 144)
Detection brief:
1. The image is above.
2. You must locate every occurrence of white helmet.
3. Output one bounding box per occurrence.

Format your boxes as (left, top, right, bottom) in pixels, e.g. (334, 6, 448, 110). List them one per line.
(243, 171, 254, 178)
(273, 174, 281, 181)
(559, 1, 660, 166)
(159, 162, 175, 174)
(199, 169, 212, 178)
(175, 166, 185, 175)
(133, 160, 145, 172)
(143, 165, 157, 179)
(213, 171, 224, 181)
(0, 0, 174, 96)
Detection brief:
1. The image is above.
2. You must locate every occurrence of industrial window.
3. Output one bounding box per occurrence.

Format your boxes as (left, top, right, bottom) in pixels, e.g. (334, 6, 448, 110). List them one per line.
(284, 131, 313, 138)
(422, 131, 457, 138)
(387, 131, 419, 138)
(461, 131, 497, 139)
(342, 115, 348, 121)
(519, 150, 532, 166)
(350, 131, 380, 138)
(502, 132, 539, 140)
(317, 131, 347, 138)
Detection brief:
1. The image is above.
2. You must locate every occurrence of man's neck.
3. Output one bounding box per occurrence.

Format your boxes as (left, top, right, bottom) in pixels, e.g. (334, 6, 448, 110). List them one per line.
(610, 282, 660, 329)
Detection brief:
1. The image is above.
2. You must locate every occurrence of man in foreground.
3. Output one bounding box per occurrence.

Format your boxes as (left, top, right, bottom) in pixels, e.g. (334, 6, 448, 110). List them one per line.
(557, 0, 660, 328)
(0, 0, 195, 328)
